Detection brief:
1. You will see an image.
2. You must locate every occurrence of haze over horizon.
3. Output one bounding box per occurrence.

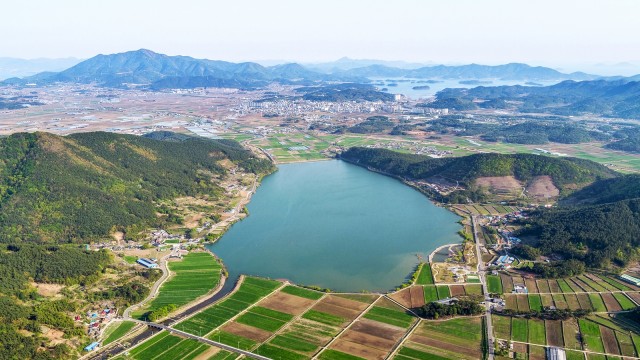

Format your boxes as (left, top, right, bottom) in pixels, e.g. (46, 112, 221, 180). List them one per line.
(2, 0, 640, 75)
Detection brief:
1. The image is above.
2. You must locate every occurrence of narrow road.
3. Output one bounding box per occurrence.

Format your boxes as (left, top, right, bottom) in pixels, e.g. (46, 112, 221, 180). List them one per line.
(472, 215, 495, 360)
(123, 253, 171, 318)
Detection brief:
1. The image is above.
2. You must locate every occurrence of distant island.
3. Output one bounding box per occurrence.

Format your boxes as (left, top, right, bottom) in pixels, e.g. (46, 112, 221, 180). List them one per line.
(459, 79, 493, 85)
(412, 85, 431, 90)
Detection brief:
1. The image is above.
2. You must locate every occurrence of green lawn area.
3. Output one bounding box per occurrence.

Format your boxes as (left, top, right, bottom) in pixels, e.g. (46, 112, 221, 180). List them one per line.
(511, 318, 528, 342)
(487, 275, 503, 294)
(528, 319, 546, 345)
(123, 255, 137, 264)
(578, 319, 605, 353)
(416, 263, 434, 285)
(363, 306, 415, 328)
(102, 321, 136, 345)
(136, 252, 222, 319)
(280, 285, 324, 300)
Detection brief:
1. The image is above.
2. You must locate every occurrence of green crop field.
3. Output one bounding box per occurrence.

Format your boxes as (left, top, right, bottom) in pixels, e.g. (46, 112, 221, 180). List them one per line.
(420, 317, 483, 341)
(613, 293, 636, 310)
(511, 318, 528, 342)
(487, 275, 503, 294)
(492, 315, 511, 340)
(236, 310, 290, 332)
(208, 330, 256, 350)
(423, 285, 438, 302)
(465, 284, 483, 295)
(528, 294, 543, 311)
(255, 344, 307, 360)
(528, 319, 546, 345)
(173, 276, 281, 336)
(319, 349, 366, 360)
(137, 252, 222, 319)
(129, 332, 181, 359)
(102, 321, 135, 345)
(597, 276, 630, 291)
(416, 263, 434, 285)
(396, 347, 450, 360)
(269, 334, 318, 353)
(436, 285, 451, 299)
(280, 285, 324, 300)
(363, 306, 415, 328)
(579, 319, 605, 353)
(557, 279, 574, 293)
(150, 338, 206, 360)
(589, 294, 608, 312)
(302, 309, 345, 327)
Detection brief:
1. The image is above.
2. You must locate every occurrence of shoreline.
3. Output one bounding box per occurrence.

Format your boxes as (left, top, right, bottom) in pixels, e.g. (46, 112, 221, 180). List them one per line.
(203, 156, 465, 295)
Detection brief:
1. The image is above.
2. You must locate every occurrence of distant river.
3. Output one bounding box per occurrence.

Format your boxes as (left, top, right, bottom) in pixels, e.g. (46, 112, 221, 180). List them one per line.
(206, 160, 460, 293)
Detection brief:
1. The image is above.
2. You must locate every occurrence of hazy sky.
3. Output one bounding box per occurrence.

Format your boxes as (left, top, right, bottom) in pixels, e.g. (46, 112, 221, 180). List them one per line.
(2, 0, 640, 71)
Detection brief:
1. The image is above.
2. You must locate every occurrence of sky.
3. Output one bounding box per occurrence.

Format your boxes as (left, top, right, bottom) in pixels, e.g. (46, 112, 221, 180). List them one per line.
(2, 0, 640, 73)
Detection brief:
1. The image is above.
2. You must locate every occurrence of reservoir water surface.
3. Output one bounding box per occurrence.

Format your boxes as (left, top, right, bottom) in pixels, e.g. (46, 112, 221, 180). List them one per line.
(207, 160, 461, 292)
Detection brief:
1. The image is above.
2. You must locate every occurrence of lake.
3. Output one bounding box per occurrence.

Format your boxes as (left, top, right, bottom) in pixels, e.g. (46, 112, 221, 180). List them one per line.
(207, 160, 461, 292)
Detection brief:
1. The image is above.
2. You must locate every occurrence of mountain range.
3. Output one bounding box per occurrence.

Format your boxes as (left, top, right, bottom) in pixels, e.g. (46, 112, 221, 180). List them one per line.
(436, 79, 640, 118)
(1, 49, 605, 90)
(0, 57, 82, 81)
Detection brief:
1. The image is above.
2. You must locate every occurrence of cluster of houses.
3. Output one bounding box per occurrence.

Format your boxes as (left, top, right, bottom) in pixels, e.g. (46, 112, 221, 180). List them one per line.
(493, 254, 517, 268)
(78, 306, 117, 351)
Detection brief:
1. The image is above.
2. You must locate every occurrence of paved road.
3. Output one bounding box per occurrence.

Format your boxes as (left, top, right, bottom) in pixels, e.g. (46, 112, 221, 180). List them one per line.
(124, 254, 171, 319)
(472, 215, 495, 360)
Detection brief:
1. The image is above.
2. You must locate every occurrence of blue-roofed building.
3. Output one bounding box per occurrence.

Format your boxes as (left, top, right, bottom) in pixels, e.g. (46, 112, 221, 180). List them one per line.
(84, 342, 100, 352)
(137, 258, 158, 269)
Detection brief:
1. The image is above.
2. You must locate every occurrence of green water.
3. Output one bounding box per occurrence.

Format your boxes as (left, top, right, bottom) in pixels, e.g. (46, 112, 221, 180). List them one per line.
(207, 160, 461, 292)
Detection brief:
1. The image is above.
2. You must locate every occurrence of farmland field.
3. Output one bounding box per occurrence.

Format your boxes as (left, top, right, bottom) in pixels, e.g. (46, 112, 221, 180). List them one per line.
(173, 276, 281, 336)
(416, 263, 434, 285)
(511, 318, 528, 342)
(423, 285, 439, 303)
(528, 319, 546, 345)
(102, 320, 136, 345)
(135, 252, 222, 319)
(362, 306, 415, 328)
(436, 285, 451, 299)
(579, 319, 605, 353)
(399, 317, 484, 360)
(487, 275, 503, 294)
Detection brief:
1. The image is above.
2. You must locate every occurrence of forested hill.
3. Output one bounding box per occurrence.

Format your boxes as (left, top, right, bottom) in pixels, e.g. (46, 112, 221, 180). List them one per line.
(340, 147, 617, 192)
(561, 174, 640, 205)
(521, 199, 640, 268)
(0, 131, 273, 243)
